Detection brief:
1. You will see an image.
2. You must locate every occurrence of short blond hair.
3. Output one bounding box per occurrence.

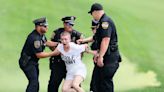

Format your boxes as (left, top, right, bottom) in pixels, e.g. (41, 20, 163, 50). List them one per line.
(60, 31, 71, 38)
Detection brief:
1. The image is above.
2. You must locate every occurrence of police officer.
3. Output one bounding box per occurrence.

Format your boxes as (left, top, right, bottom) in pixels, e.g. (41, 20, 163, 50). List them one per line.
(76, 19, 100, 92)
(19, 17, 58, 92)
(76, 19, 98, 46)
(89, 20, 99, 91)
(90, 20, 98, 51)
(88, 3, 121, 92)
(48, 16, 83, 92)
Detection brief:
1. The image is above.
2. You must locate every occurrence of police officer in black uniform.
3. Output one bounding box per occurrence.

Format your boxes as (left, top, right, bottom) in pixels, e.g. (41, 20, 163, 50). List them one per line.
(90, 20, 98, 51)
(88, 3, 121, 92)
(19, 17, 58, 92)
(48, 16, 83, 92)
(89, 20, 99, 91)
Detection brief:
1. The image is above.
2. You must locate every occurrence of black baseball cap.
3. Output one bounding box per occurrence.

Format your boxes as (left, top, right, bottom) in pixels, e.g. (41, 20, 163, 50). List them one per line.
(88, 3, 103, 14)
(33, 17, 48, 26)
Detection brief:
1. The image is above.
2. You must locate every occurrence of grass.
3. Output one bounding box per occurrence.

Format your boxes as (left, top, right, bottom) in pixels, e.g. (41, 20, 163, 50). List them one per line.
(0, 0, 164, 92)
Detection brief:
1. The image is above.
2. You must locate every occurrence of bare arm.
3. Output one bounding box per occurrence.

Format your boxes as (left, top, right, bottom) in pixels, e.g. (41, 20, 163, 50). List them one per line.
(51, 48, 61, 56)
(83, 36, 93, 43)
(46, 40, 58, 47)
(36, 52, 54, 58)
(36, 48, 60, 58)
(86, 50, 97, 55)
(77, 36, 93, 44)
(97, 37, 110, 67)
(82, 44, 97, 55)
(99, 37, 110, 58)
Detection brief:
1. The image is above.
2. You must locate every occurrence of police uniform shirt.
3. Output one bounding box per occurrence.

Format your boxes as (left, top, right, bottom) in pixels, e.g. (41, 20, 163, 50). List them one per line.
(21, 30, 47, 63)
(95, 14, 118, 56)
(90, 35, 98, 50)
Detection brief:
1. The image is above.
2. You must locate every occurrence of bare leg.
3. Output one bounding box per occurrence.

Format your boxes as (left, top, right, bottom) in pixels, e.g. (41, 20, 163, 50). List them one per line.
(72, 75, 85, 92)
(62, 80, 77, 92)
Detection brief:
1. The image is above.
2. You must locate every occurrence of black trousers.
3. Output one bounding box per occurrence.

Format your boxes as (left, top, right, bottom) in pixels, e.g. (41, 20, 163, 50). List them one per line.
(48, 61, 66, 92)
(20, 63, 39, 92)
(90, 63, 119, 92)
(90, 61, 97, 91)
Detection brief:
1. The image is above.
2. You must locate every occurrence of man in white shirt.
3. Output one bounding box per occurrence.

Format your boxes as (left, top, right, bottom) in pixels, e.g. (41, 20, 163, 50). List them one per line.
(51, 31, 95, 92)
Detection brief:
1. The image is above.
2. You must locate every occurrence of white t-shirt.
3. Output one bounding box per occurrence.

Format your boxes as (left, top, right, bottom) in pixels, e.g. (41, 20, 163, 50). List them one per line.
(57, 42, 86, 73)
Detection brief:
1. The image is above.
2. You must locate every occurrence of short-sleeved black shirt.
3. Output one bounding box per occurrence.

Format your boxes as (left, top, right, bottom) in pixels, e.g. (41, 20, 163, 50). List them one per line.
(90, 35, 98, 50)
(95, 14, 118, 55)
(20, 30, 47, 64)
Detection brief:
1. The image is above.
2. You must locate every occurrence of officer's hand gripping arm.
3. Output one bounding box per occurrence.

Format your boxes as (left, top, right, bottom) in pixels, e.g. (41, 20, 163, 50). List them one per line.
(46, 40, 58, 47)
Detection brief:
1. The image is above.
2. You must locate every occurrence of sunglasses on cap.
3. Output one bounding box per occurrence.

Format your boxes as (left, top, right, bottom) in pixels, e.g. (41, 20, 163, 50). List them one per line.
(41, 25, 47, 28)
(37, 24, 47, 28)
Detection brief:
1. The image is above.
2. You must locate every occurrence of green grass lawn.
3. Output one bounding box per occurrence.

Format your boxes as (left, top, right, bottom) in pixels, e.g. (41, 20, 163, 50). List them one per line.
(0, 0, 164, 92)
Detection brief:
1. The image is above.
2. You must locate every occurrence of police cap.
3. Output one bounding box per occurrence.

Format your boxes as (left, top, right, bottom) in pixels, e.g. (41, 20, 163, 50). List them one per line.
(33, 17, 48, 26)
(88, 3, 103, 14)
(61, 16, 76, 26)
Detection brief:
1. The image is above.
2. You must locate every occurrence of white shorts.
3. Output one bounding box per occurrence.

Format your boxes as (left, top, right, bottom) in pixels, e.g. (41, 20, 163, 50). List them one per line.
(66, 65, 87, 80)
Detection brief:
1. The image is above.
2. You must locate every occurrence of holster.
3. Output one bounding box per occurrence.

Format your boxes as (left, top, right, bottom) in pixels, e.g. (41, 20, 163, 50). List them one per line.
(104, 44, 118, 55)
(20, 53, 31, 67)
(110, 44, 118, 52)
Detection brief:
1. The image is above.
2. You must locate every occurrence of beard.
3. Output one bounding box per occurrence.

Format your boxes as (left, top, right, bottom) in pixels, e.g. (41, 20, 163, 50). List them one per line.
(40, 29, 46, 34)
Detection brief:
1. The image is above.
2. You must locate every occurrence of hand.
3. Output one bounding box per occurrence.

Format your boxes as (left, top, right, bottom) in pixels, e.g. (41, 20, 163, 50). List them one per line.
(93, 53, 99, 63)
(92, 50, 98, 56)
(85, 47, 90, 53)
(76, 39, 83, 44)
(97, 56, 104, 67)
(46, 40, 58, 47)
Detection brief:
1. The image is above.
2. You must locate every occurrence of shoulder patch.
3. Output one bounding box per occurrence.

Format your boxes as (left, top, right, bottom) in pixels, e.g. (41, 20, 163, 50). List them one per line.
(34, 41, 40, 49)
(101, 22, 109, 29)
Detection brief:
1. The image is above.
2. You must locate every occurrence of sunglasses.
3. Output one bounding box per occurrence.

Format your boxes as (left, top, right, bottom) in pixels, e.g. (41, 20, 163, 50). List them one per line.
(65, 22, 74, 26)
(43, 25, 47, 28)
